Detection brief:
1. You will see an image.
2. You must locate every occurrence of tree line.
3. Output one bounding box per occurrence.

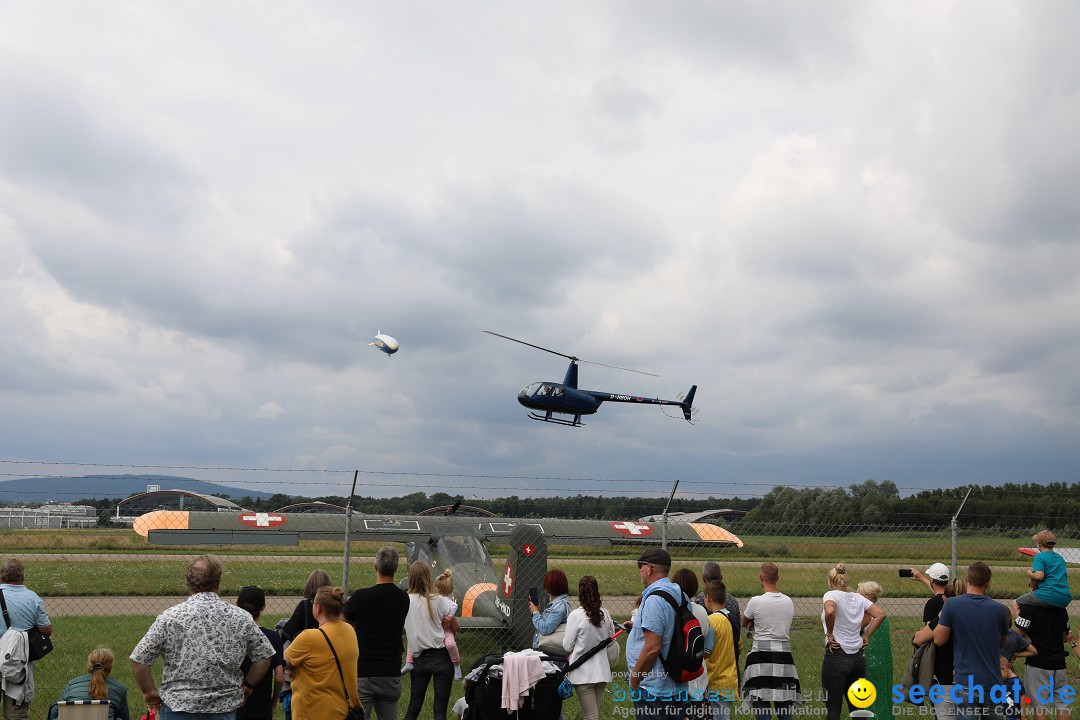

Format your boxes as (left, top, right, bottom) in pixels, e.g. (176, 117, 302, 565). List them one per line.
(67, 480, 1080, 533)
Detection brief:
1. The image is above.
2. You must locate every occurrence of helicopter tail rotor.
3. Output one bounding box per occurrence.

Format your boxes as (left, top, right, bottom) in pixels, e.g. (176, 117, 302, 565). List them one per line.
(680, 385, 697, 423)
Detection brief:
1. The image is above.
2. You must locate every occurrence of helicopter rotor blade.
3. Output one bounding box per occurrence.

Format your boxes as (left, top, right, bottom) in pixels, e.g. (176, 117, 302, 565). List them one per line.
(577, 358, 659, 377)
(483, 331, 579, 362)
(483, 330, 659, 377)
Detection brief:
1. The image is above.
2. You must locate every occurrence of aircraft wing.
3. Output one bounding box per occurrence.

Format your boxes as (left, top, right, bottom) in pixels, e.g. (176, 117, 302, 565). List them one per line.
(133, 510, 743, 548)
(1018, 547, 1080, 565)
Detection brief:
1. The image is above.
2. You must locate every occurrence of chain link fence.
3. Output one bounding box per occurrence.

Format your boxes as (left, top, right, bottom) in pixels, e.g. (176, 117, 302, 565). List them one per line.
(7, 520, 1078, 719)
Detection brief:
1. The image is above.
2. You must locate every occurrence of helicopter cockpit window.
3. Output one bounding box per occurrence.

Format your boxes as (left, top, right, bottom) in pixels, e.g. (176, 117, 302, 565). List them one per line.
(551, 387, 564, 397)
(436, 536, 487, 564)
(536, 384, 552, 396)
(406, 540, 434, 567)
(519, 382, 541, 398)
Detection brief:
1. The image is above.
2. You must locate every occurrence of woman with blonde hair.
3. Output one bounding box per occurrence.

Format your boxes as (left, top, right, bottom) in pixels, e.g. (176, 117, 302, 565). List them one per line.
(49, 647, 131, 720)
(821, 564, 885, 720)
(284, 585, 361, 720)
(857, 581, 892, 720)
(403, 561, 458, 720)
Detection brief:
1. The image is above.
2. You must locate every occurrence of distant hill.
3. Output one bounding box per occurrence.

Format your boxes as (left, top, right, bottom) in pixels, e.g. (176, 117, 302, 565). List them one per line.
(0, 474, 272, 505)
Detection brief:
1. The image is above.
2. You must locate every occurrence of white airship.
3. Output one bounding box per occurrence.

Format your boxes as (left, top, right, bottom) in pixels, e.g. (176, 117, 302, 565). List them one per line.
(370, 332, 399, 356)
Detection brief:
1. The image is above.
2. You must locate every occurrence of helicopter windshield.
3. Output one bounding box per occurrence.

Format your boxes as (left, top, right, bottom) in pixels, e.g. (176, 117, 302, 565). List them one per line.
(519, 382, 542, 397)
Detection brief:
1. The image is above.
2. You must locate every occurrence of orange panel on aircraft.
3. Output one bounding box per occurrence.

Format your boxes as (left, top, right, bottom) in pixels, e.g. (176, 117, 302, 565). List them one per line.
(690, 523, 744, 548)
(133, 510, 190, 537)
(461, 582, 498, 617)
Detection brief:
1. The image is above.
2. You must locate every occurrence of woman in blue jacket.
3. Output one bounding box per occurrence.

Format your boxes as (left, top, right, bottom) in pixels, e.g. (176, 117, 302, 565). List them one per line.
(530, 568, 571, 651)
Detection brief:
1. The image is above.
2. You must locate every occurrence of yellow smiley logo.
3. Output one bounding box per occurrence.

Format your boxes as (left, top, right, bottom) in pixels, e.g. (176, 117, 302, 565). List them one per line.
(847, 678, 876, 709)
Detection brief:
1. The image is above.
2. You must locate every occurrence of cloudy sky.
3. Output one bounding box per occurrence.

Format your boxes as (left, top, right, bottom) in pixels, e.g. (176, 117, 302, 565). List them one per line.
(1, 2, 1078, 505)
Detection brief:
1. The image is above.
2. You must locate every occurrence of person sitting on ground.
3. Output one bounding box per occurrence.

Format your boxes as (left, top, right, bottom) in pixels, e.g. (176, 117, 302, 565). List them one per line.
(49, 648, 131, 720)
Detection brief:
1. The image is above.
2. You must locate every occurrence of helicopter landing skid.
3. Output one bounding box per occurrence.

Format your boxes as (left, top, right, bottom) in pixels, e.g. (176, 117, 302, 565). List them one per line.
(528, 412, 584, 427)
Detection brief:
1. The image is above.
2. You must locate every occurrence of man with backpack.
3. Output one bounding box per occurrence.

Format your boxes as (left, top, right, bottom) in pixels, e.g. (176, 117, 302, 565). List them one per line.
(626, 548, 703, 719)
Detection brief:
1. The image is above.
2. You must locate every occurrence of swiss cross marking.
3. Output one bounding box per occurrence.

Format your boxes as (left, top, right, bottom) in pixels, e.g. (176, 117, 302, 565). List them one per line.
(610, 520, 654, 536)
(503, 564, 515, 597)
(523, 544, 535, 556)
(239, 512, 286, 528)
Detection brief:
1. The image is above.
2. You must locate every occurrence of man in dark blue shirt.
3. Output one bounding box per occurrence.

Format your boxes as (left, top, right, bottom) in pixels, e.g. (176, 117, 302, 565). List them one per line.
(934, 562, 1010, 717)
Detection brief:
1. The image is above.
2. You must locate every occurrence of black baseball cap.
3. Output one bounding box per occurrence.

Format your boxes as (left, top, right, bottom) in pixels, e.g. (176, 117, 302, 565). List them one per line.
(637, 548, 672, 568)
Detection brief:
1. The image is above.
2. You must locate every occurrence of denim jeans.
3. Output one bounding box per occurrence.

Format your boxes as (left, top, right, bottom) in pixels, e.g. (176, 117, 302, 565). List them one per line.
(821, 645, 866, 720)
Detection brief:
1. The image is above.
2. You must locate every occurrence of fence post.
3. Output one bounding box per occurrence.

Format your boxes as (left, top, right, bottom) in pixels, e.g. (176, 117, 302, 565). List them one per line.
(343, 470, 359, 592)
(950, 486, 973, 580)
(661, 479, 679, 551)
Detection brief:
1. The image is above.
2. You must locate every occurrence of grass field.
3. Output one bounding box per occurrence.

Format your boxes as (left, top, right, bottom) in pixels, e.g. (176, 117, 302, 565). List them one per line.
(30, 614, 1080, 720)
(19, 554, 1043, 600)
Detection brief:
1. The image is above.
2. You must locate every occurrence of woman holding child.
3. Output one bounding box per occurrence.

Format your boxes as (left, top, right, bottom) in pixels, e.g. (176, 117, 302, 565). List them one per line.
(402, 561, 458, 720)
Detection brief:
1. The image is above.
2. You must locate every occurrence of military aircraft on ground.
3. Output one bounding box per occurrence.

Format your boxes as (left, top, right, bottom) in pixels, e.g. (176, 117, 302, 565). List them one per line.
(133, 508, 742, 648)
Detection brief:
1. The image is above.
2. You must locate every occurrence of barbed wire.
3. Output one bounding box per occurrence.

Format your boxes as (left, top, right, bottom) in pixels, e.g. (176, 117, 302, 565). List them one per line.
(0, 458, 1012, 494)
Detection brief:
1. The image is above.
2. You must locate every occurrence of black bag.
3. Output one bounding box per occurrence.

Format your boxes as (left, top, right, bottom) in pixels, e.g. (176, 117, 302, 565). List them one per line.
(0, 589, 53, 660)
(653, 588, 705, 683)
(26, 627, 53, 660)
(318, 628, 365, 720)
(463, 653, 565, 719)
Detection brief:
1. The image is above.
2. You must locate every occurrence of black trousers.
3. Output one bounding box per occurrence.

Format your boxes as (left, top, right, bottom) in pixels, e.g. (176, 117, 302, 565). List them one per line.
(403, 647, 453, 720)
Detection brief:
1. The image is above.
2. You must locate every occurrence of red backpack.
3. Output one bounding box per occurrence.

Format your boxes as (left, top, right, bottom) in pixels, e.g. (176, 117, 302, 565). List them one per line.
(653, 589, 705, 682)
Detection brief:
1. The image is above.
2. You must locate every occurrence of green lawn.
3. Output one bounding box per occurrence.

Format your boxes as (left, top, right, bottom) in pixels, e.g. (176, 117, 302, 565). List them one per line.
(29, 613, 1080, 720)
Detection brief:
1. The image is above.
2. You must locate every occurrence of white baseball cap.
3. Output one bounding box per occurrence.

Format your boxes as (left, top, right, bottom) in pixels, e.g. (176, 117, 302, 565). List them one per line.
(925, 563, 950, 582)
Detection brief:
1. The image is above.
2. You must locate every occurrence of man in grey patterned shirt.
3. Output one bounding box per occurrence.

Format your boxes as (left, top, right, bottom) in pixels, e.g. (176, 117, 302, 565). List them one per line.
(131, 556, 275, 720)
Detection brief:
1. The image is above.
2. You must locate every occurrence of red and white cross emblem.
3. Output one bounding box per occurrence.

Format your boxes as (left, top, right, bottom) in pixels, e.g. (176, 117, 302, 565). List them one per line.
(522, 544, 535, 556)
(239, 512, 286, 528)
(503, 564, 515, 597)
(610, 520, 653, 536)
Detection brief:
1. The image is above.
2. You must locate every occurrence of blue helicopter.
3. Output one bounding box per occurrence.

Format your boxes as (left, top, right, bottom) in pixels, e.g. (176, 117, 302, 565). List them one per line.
(484, 331, 697, 427)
